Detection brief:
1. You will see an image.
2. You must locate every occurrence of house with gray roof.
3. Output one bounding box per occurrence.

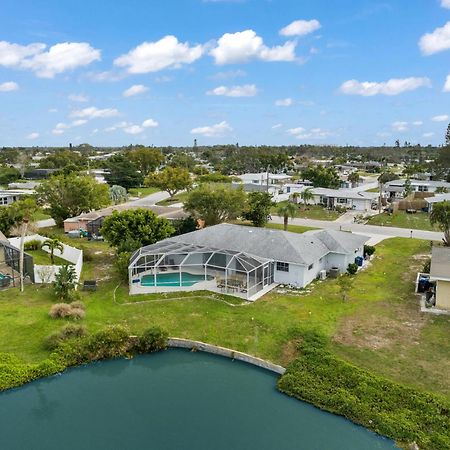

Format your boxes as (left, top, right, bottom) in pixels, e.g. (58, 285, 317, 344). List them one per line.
(129, 224, 369, 300)
(429, 247, 450, 310)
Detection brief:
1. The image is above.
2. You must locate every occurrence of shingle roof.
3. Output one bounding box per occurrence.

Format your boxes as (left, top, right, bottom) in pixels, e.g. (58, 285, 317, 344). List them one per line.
(139, 223, 369, 266)
(430, 247, 450, 280)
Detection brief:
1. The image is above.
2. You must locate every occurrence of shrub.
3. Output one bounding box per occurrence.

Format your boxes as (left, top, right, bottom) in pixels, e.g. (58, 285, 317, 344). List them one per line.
(364, 245, 376, 257)
(70, 300, 85, 311)
(44, 324, 88, 350)
(69, 308, 85, 320)
(24, 239, 41, 251)
(422, 258, 431, 274)
(49, 303, 72, 319)
(135, 327, 168, 353)
(115, 252, 130, 283)
(346, 263, 358, 275)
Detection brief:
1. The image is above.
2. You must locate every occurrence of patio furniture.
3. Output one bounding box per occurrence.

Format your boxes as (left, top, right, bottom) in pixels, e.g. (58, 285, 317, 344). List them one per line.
(83, 280, 97, 291)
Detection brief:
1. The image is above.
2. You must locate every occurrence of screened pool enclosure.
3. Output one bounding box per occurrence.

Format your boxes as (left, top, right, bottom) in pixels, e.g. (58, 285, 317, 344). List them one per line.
(129, 241, 275, 300)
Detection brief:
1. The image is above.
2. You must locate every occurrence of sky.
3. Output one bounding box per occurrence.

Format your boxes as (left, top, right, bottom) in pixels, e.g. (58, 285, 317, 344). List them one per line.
(0, 0, 449, 148)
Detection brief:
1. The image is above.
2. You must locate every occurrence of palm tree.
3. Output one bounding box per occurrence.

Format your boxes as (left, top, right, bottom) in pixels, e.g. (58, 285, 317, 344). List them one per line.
(41, 238, 64, 264)
(277, 202, 297, 231)
(347, 172, 361, 187)
(18, 198, 37, 292)
(300, 188, 314, 209)
(430, 201, 450, 246)
(291, 192, 300, 204)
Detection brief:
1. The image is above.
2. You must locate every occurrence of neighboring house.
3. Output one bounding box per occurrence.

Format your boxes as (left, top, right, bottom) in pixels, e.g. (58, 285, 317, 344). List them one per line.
(425, 194, 450, 213)
(23, 168, 58, 179)
(311, 188, 378, 212)
(236, 172, 292, 186)
(0, 189, 31, 206)
(7, 181, 40, 190)
(384, 179, 450, 199)
(429, 247, 450, 310)
(128, 223, 369, 300)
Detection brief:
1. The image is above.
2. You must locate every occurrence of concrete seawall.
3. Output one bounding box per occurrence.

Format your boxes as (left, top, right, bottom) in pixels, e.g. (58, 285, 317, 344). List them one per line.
(168, 338, 286, 375)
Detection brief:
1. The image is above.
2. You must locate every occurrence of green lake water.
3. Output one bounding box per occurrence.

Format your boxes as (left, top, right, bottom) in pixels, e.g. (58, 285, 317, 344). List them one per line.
(0, 349, 396, 450)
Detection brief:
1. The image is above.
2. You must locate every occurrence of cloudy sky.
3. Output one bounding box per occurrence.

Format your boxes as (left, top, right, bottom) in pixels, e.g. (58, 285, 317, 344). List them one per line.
(0, 0, 449, 147)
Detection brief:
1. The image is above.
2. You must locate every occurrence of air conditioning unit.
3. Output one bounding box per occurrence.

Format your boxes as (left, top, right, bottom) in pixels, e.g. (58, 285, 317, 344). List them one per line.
(319, 270, 327, 280)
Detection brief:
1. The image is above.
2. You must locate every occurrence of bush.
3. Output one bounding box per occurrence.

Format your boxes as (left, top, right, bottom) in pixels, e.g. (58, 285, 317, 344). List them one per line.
(346, 263, 358, 275)
(364, 245, 376, 257)
(24, 239, 41, 251)
(70, 300, 85, 311)
(49, 302, 86, 320)
(115, 252, 130, 283)
(135, 327, 168, 353)
(422, 258, 431, 274)
(277, 330, 450, 450)
(44, 324, 88, 350)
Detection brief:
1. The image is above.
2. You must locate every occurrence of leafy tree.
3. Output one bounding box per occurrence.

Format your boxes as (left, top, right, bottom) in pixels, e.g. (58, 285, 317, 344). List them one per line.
(244, 192, 273, 227)
(53, 265, 77, 302)
(128, 147, 164, 176)
(0, 197, 36, 236)
(277, 202, 297, 231)
(446, 123, 450, 147)
(36, 174, 110, 226)
(337, 274, 354, 301)
(347, 172, 361, 186)
(184, 184, 247, 226)
(301, 165, 340, 189)
(167, 152, 197, 171)
(435, 186, 449, 194)
(39, 150, 87, 170)
(105, 154, 144, 189)
(101, 209, 174, 251)
(171, 216, 198, 236)
(403, 178, 412, 198)
(430, 201, 450, 246)
(109, 185, 128, 204)
(0, 166, 21, 185)
(145, 167, 192, 197)
(300, 188, 314, 209)
(41, 238, 64, 264)
(197, 173, 233, 184)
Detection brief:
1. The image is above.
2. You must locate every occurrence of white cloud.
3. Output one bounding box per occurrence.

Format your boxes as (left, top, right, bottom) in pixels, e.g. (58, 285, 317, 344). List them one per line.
(210, 30, 296, 64)
(210, 69, 246, 80)
(432, 114, 449, 122)
(70, 106, 119, 119)
(442, 0, 450, 8)
(339, 77, 431, 96)
(191, 120, 232, 137)
(444, 75, 450, 92)
(423, 132, 435, 138)
(272, 123, 282, 129)
(48, 108, 58, 113)
(287, 126, 332, 139)
(123, 84, 148, 97)
(0, 81, 19, 92)
(85, 70, 125, 82)
(114, 36, 204, 74)
(412, 121, 423, 126)
(275, 97, 293, 106)
(419, 22, 450, 55)
(0, 41, 45, 67)
(26, 132, 39, 140)
(279, 19, 321, 37)
(16, 42, 100, 78)
(207, 84, 257, 97)
(392, 121, 408, 132)
(51, 119, 88, 135)
(124, 125, 144, 135)
(142, 118, 159, 128)
(68, 93, 89, 102)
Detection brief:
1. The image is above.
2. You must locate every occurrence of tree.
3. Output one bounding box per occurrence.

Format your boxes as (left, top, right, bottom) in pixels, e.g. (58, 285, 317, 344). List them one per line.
(171, 216, 198, 236)
(101, 209, 175, 251)
(0, 197, 36, 236)
(403, 178, 412, 198)
(0, 166, 21, 185)
(128, 147, 164, 176)
(167, 152, 197, 171)
(337, 274, 354, 301)
(145, 167, 192, 197)
(36, 174, 110, 226)
(109, 185, 128, 204)
(347, 172, 361, 187)
(197, 173, 233, 184)
(244, 192, 273, 227)
(184, 184, 247, 226)
(377, 172, 397, 213)
(41, 238, 64, 264)
(446, 123, 450, 147)
(435, 186, 449, 194)
(39, 150, 87, 170)
(300, 188, 314, 209)
(430, 201, 450, 246)
(277, 202, 297, 231)
(53, 265, 77, 302)
(301, 166, 340, 189)
(105, 154, 144, 190)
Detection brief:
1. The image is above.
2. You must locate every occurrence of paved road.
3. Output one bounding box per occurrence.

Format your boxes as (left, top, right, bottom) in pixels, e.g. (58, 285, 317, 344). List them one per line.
(271, 215, 443, 242)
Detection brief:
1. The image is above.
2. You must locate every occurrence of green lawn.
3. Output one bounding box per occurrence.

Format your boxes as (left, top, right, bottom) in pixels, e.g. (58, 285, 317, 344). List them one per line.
(265, 222, 317, 233)
(0, 231, 449, 398)
(156, 191, 189, 206)
(26, 249, 71, 266)
(366, 210, 439, 231)
(32, 209, 52, 221)
(273, 202, 342, 221)
(127, 186, 159, 197)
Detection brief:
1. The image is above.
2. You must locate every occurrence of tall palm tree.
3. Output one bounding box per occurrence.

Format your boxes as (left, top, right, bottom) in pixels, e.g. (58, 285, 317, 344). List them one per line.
(430, 201, 450, 246)
(300, 188, 314, 209)
(41, 238, 64, 264)
(277, 202, 297, 231)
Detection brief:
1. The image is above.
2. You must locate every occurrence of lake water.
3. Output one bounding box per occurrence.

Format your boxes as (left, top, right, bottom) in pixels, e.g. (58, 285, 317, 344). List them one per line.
(0, 349, 396, 450)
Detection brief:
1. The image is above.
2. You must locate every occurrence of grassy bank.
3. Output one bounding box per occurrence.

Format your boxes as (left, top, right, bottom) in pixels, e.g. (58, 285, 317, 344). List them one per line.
(272, 201, 342, 221)
(367, 210, 439, 231)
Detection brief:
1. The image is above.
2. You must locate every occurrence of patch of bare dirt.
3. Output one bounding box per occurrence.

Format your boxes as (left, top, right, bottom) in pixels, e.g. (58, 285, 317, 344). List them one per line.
(279, 339, 301, 365)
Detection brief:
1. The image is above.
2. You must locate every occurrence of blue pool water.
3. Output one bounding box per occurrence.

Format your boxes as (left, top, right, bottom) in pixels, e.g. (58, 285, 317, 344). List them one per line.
(0, 349, 396, 450)
(141, 272, 211, 287)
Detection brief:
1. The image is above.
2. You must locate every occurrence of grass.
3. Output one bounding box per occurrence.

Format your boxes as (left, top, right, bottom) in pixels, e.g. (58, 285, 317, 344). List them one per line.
(366, 210, 439, 231)
(0, 227, 449, 399)
(272, 201, 342, 221)
(127, 186, 159, 198)
(366, 187, 380, 193)
(26, 249, 71, 266)
(265, 222, 318, 233)
(156, 191, 189, 206)
(32, 209, 52, 221)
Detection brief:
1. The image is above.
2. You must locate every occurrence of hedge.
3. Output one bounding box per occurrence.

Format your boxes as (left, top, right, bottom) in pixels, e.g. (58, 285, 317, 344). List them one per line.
(277, 330, 450, 450)
(0, 325, 168, 392)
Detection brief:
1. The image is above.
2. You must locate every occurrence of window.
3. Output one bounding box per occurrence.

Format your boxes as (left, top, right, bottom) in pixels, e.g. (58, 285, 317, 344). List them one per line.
(276, 261, 289, 272)
(337, 198, 347, 204)
(308, 263, 314, 270)
(418, 185, 428, 192)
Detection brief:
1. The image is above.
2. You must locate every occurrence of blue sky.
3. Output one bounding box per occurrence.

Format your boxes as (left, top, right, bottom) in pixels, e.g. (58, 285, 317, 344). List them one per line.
(0, 0, 449, 147)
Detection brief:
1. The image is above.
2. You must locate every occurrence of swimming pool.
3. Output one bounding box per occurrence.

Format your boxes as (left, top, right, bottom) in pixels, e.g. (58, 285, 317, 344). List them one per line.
(141, 272, 212, 287)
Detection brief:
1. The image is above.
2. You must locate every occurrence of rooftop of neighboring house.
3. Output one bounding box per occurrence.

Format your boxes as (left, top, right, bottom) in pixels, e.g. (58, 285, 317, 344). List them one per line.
(425, 193, 450, 204)
(430, 247, 450, 281)
(385, 179, 450, 188)
(311, 187, 378, 200)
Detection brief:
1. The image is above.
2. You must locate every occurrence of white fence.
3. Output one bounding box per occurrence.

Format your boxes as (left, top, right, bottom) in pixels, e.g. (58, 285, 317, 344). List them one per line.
(8, 234, 83, 284)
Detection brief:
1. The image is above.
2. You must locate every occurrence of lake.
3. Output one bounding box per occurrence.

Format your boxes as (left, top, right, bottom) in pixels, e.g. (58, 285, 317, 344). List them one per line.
(0, 349, 396, 449)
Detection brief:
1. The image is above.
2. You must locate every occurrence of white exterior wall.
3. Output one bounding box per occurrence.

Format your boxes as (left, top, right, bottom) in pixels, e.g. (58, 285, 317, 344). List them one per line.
(274, 263, 305, 287)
